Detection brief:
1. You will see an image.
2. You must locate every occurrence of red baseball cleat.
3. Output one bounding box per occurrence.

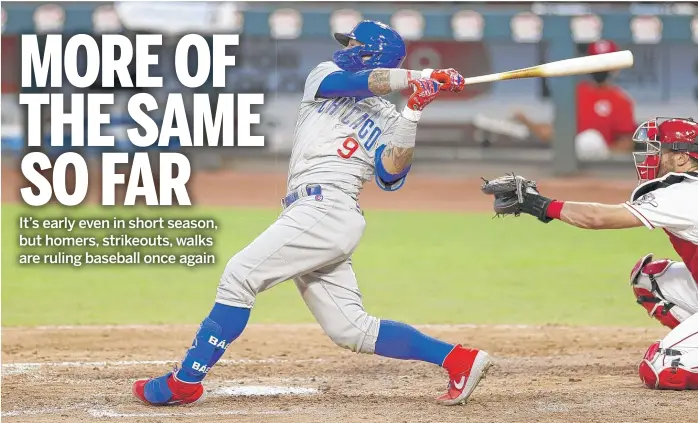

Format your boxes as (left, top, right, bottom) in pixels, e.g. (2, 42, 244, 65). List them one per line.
(133, 370, 206, 406)
(436, 345, 492, 406)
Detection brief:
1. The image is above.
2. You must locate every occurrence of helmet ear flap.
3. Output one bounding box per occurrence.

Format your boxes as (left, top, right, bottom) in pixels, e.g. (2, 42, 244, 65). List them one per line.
(332, 45, 369, 72)
(332, 20, 405, 72)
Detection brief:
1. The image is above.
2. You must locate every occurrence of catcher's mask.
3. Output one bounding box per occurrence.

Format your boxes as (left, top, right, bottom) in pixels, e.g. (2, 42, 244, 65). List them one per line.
(632, 117, 698, 182)
(332, 20, 406, 72)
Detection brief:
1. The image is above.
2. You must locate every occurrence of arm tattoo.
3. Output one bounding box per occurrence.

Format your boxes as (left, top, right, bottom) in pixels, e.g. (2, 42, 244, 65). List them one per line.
(382, 144, 414, 174)
(368, 69, 391, 96)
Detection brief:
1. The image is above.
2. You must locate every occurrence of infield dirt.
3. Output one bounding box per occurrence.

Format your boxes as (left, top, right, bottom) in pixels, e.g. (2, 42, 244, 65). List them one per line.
(3, 324, 695, 423)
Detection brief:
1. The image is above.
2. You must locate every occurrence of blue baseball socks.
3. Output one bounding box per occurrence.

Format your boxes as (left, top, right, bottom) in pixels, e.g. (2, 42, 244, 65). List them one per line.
(375, 320, 455, 366)
(140, 302, 250, 403)
(176, 302, 251, 383)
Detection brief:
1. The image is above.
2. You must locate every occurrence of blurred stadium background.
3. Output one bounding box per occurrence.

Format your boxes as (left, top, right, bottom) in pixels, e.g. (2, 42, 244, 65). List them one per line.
(3, 5, 698, 420)
(2, 1, 697, 178)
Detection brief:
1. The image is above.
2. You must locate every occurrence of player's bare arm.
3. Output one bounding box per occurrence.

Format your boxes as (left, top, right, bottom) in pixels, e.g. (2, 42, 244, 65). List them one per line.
(479, 177, 643, 230)
(367, 69, 392, 95)
(513, 112, 553, 143)
(381, 144, 414, 175)
(557, 202, 643, 229)
(481, 118, 698, 231)
(374, 78, 444, 186)
(318, 67, 465, 99)
(375, 69, 467, 179)
(480, 175, 645, 229)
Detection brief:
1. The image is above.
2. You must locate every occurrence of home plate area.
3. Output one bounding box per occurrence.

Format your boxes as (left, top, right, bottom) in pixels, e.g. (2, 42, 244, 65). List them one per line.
(2, 324, 697, 423)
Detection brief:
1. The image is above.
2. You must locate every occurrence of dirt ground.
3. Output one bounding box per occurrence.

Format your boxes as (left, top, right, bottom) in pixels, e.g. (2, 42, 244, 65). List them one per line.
(3, 167, 696, 422)
(3, 325, 697, 423)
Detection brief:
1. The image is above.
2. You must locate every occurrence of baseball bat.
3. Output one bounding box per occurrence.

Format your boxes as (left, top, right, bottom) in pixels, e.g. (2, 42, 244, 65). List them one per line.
(462, 50, 634, 85)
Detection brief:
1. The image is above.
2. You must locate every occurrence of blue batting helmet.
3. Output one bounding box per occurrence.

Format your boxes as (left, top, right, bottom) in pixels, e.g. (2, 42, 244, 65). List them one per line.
(332, 20, 406, 72)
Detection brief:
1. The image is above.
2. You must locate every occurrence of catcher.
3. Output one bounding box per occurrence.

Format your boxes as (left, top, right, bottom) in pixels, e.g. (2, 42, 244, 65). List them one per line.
(482, 117, 698, 390)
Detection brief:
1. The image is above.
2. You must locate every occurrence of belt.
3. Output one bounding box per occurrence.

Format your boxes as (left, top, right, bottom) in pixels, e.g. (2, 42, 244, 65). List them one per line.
(281, 184, 322, 209)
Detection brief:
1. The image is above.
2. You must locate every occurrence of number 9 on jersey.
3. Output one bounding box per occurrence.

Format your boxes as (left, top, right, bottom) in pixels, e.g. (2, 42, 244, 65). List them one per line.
(337, 137, 359, 159)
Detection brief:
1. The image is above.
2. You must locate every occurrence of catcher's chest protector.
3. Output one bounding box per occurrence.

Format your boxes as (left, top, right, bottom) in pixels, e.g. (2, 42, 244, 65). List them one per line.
(631, 171, 698, 202)
(630, 171, 698, 283)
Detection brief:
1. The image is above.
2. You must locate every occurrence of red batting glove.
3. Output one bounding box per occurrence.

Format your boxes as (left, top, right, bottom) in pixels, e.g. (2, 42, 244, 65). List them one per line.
(406, 78, 441, 111)
(402, 78, 441, 122)
(429, 68, 465, 93)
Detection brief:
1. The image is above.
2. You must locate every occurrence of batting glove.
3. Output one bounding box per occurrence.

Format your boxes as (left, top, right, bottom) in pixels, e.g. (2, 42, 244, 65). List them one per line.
(402, 78, 441, 122)
(422, 68, 465, 93)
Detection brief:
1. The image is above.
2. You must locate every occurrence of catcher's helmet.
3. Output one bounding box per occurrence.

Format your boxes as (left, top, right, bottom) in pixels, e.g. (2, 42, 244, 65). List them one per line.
(332, 20, 406, 72)
(632, 117, 698, 181)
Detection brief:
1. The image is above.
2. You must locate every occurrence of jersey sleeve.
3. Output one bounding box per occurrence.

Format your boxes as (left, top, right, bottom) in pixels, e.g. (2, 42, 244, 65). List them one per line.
(303, 61, 341, 103)
(622, 184, 697, 231)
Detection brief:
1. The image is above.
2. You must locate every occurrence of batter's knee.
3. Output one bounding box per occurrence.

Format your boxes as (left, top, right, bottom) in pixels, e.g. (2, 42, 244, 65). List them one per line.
(215, 255, 258, 308)
(629, 254, 685, 329)
(321, 309, 380, 354)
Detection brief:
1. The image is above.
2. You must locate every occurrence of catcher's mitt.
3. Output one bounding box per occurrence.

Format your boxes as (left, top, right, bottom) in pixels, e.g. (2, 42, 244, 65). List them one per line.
(481, 174, 554, 223)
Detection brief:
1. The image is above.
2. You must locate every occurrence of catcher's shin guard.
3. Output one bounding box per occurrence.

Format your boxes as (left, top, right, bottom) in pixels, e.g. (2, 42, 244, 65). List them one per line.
(630, 254, 694, 329)
(639, 344, 698, 390)
(638, 313, 698, 390)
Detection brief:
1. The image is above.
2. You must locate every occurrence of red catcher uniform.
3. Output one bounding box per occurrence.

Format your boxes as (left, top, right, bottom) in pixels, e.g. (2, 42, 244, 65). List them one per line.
(625, 118, 698, 390)
(576, 40, 636, 147)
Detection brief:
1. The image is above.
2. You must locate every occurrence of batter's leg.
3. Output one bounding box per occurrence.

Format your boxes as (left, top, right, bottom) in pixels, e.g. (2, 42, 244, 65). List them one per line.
(133, 196, 365, 406)
(295, 258, 492, 405)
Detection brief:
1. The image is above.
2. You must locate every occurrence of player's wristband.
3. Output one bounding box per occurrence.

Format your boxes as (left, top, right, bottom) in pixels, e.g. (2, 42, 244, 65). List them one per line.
(389, 69, 434, 92)
(389, 69, 414, 91)
(545, 200, 564, 220)
(401, 105, 422, 122)
(521, 194, 554, 223)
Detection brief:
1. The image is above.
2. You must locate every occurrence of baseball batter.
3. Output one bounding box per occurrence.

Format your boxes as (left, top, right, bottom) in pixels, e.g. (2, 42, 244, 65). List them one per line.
(482, 117, 698, 390)
(133, 21, 492, 406)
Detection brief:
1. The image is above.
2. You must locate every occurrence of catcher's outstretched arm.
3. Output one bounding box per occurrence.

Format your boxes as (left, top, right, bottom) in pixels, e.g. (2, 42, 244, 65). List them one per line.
(481, 174, 645, 229)
(556, 201, 644, 229)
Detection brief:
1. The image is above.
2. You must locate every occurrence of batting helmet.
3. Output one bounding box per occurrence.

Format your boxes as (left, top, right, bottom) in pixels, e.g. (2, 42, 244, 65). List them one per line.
(332, 20, 406, 72)
(632, 117, 698, 181)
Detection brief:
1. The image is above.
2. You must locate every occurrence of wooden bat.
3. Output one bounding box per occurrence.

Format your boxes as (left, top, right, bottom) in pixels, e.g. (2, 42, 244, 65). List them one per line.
(462, 50, 634, 85)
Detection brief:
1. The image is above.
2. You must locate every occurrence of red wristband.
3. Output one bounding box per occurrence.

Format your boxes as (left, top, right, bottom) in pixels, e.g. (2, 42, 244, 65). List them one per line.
(546, 200, 564, 219)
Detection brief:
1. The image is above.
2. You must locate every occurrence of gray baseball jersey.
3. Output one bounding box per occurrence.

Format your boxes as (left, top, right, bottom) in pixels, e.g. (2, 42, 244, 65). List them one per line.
(287, 61, 404, 199)
(215, 61, 410, 356)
